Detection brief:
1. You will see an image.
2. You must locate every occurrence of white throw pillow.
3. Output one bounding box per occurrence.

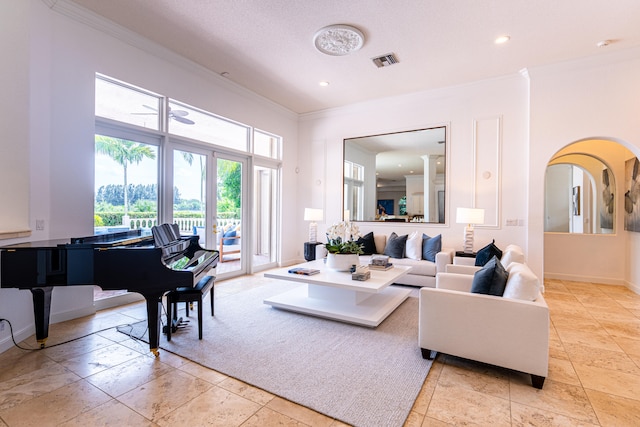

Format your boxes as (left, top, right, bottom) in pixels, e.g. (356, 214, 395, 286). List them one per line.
(503, 262, 540, 301)
(405, 231, 422, 260)
(504, 244, 523, 253)
(501, 247, 525, 268)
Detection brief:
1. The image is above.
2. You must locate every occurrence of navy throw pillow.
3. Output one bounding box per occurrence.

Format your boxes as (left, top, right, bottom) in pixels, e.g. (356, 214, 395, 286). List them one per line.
(475, 240, 503, 266)
(356, 232, 377, 255)
(471, 256, 509, 296)
(383, 232, 408, 258)
(422, 234, 442, 262)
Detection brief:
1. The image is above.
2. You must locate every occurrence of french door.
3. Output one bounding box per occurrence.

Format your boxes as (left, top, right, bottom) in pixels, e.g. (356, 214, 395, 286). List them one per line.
(169, 145, 244, 277)
(215, 154, 246, 277)
(171, 145, 278, 278)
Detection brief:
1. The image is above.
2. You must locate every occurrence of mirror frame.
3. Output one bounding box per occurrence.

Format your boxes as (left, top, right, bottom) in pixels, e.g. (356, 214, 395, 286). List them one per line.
(343, 126, 447, 223)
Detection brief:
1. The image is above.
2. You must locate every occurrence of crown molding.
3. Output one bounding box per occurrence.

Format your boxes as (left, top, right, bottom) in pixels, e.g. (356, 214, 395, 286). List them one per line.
(45, 0, 297, 120)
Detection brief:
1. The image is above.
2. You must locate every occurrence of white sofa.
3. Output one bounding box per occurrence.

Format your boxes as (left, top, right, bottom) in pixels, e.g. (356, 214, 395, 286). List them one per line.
(418, 265, 549, 389)
(359, 233, 454, 288)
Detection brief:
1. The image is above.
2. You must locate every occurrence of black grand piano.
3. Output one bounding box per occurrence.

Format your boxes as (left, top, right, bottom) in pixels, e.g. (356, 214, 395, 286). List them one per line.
(0, 227, 218, 356)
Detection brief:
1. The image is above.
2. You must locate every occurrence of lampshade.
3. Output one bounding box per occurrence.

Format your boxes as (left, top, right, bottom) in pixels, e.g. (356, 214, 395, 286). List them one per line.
(456, 208, 485, 225)
(456, 207, 484, 254)
(304, 208, 323, 222)
(304, 208, 323, 244)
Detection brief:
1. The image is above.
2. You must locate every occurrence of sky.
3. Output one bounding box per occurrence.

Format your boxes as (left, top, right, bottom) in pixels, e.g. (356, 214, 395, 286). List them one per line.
(95, 150, 204, 201)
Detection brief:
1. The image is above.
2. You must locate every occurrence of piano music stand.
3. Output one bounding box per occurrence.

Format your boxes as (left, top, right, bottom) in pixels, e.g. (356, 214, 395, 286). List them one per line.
(165, 275, 215, 341)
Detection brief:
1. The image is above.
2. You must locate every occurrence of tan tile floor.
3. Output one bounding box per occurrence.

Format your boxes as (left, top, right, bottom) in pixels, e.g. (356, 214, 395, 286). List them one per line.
(1, 276, 639, 426)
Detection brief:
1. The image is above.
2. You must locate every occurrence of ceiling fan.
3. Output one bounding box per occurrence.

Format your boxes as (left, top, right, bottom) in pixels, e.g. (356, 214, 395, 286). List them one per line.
(132, 104, 195, 125)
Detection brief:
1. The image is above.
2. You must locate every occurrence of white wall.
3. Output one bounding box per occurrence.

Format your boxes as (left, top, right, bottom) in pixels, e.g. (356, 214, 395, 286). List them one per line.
(0, 0, 299, 352)
(529, 48, 640, 292)
(298, 74, 530, 263)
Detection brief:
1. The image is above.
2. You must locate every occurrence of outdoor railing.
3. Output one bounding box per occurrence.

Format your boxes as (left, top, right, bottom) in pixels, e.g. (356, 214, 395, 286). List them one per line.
(127, 217, 239, 234)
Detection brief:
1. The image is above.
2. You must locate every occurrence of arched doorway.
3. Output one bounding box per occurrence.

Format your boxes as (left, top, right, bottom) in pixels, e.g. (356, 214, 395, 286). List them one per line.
(543, 138, 637, 285)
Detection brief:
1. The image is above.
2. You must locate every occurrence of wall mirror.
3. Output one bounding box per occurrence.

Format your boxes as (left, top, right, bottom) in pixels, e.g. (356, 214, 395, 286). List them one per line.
(545, 153, 615, 234)
(343, 126, 446, 223)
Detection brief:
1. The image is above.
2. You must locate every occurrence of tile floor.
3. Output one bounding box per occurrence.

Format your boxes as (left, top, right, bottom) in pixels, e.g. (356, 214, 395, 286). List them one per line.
(0, 276, 639, 426)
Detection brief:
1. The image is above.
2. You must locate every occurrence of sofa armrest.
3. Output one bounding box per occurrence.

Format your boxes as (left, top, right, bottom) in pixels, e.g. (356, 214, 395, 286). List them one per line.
(435, 247, 454, 273)
(435, 272, 475, 292)
(445, 264, 481, 275)
(419, 287, 549, 378)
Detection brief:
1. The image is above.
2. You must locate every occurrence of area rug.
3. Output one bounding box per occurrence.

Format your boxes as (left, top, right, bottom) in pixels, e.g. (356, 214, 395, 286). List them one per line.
(120, 279, 432, 427)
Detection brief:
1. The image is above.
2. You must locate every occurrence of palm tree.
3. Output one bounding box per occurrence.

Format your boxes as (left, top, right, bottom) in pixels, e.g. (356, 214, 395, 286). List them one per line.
(95, 135, 156, 222)
(179, 151, 205, 213)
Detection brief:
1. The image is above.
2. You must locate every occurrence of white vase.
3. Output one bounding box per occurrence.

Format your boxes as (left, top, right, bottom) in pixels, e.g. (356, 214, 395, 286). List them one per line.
(326, 253, 359, 272)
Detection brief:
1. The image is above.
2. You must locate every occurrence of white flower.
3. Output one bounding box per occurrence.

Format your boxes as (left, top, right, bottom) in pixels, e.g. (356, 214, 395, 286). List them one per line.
(325, 221, 363, 254)
(326, 221, 361, 241)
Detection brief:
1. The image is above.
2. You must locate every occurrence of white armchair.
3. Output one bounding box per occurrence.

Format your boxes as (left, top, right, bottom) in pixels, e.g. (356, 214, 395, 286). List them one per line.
(418, 272, 549, 388)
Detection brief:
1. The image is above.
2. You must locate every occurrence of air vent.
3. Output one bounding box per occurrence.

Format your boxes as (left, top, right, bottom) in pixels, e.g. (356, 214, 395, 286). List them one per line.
(371, 53, 399, 68)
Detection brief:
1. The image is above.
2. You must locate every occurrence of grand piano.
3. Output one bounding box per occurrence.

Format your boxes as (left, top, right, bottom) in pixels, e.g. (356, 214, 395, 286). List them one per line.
(0, 228, 218, 356)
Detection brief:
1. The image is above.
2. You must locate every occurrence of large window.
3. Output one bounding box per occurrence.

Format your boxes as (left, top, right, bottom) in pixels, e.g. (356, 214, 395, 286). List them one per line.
(95, 76, 161, 130)
(94, 73, 282, 277)
(168, 101, 250, 151)
(254, 130, 281, 159)
(94, 134, 159, 233)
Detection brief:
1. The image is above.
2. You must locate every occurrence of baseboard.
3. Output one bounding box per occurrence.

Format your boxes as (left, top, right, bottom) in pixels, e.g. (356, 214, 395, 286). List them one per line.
(625, 280, 640, 295)
(94, 292, 144, 311)
(544, 272, 625, 286)
(0, 323, 35, 353)
(545, 272, 640, 295)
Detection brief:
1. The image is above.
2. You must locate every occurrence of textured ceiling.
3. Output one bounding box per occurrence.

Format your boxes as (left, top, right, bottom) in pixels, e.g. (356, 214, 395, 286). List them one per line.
(69, 0, 640, 114)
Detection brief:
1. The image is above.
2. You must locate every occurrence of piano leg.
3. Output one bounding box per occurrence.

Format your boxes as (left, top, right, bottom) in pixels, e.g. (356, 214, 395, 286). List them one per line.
(30, 287, 53, 349)
(145, 297, 163, 357)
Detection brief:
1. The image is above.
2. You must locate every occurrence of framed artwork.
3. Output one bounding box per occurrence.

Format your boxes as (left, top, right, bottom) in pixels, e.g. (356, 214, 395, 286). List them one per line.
(377, 199, 394, 216)
(624, 157, 640, 232)
(600, 168, 614, 229)
(572, 186, 581, 216)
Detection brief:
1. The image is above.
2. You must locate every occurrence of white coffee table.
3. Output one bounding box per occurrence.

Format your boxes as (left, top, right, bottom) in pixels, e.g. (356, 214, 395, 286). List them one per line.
(263, 259, 412, 327)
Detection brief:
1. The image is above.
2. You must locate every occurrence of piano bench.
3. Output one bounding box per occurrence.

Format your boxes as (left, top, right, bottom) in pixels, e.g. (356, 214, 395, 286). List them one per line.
(166, 275, 215, 341)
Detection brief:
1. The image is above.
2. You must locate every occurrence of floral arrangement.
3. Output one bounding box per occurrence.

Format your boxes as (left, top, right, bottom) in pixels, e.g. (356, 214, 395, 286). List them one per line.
(325, 221, 364, 254)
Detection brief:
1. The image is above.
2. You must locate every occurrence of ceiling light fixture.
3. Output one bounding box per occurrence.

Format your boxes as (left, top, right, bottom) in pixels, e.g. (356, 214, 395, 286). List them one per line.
(314, 24, 364, 56)
(495, 35, 511, 44)
(319, 81, 330, 87)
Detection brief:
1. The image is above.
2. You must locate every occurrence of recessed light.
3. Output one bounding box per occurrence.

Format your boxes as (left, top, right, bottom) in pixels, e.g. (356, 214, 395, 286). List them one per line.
(495, 35, 510, 44)
(319, 81, 330, 87)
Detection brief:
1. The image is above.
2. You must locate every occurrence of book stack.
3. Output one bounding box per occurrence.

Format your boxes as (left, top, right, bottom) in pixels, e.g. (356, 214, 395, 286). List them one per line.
(288, 267, 320, 276)
(369, 255, 393, 270)
(351, 265, 371, 281)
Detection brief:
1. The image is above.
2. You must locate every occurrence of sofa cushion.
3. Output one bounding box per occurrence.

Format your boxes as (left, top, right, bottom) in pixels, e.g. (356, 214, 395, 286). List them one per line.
(405, 231, 422, 260)
(501, 246, 525, 268)
(422, 234, 442, 262)
(503, 262, 541, 301)
(356, 232, 377, 255)
(471, 256, 509, 296)
(384, 232, 407, 258)
(392, 257, 437, 276)
(475, 240, 502, 266)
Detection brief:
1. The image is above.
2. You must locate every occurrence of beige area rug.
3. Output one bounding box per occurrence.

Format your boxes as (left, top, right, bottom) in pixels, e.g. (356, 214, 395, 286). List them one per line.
(121, 279, 432, 427)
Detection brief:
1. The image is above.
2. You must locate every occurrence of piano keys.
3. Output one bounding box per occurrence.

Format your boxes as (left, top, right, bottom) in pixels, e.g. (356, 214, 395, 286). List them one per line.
(0, 228, 218, 356)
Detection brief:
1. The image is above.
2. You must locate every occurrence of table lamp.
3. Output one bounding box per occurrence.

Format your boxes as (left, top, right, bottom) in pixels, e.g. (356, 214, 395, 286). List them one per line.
(456, 207, 485, 253)
(304, 208, 323, 243)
